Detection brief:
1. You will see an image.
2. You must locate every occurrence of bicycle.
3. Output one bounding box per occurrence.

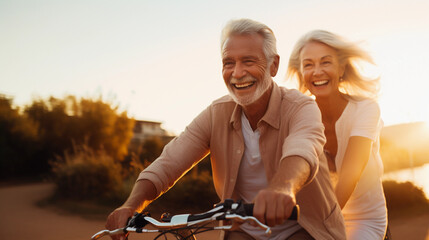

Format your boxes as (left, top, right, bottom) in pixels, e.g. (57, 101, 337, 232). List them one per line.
(91, 199, 299, 240)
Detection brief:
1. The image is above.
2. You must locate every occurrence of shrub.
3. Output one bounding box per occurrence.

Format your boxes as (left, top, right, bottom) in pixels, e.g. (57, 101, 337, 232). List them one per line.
(52, 145, 139, 203)
(383, 180, 428, 210)
(52, 144, 219, 213)
(23, 95, 135, 178)
(0, 95, 40, 179)
(150, 170, 219, 214)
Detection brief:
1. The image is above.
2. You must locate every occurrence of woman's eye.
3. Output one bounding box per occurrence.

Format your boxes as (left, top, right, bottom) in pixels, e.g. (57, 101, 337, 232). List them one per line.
(322, 61, 331, 65)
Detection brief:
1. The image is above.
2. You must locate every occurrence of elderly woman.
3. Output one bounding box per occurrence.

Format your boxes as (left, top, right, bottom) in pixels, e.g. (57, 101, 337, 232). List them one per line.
(287, 30, 387, 239)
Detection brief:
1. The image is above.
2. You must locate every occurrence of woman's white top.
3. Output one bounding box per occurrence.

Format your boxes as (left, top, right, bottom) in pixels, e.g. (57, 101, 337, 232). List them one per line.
(333, 98, 387, 220)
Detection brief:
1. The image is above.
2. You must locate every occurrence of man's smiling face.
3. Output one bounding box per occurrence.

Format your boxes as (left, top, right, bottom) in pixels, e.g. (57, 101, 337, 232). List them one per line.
(222, 33, 272, 106)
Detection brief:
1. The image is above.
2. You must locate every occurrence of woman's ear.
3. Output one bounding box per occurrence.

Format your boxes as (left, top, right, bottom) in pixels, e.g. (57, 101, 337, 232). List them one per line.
(339, 63, 346, 79)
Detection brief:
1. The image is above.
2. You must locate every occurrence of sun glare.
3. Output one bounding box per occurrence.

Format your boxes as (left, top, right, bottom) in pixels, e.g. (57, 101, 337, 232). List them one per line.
(424, 121, 429, 134)
(352, 60, 380, 80)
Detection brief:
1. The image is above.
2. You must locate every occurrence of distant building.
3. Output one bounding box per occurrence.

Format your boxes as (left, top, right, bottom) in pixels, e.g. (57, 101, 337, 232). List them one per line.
(131, 120, 175, 144)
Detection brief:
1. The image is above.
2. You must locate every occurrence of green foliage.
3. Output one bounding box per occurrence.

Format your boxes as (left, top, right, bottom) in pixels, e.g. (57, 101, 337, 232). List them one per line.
(0, 94, 136, 178)
(24, 97, 75, 175)
(150, 169, 219, 213)
(0, 95, 39, 178)
(3, 93, 216, 213)
(383, 180, 428, 210)
(127, 136, 171, 170)
(52, 145, 143, 203)
(140, 137, 165, 163)
(0, 93, 136, 179)
(75, 98, 135, 160)
(25, 96, 135, 159)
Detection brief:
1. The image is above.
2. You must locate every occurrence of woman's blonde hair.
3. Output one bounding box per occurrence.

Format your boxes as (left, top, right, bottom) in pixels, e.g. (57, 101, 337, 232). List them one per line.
(287, 30, 380, 99)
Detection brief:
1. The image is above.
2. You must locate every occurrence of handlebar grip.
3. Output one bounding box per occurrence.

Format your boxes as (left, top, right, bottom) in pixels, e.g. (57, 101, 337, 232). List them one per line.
(243, 203, 254, 216)
(127, 212, 151, 228)
(243, 204, 299, 221)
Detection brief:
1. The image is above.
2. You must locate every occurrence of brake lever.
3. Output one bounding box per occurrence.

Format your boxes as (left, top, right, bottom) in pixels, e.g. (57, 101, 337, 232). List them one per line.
(225, 214, 271, 235)
(91, 228, 125, 240)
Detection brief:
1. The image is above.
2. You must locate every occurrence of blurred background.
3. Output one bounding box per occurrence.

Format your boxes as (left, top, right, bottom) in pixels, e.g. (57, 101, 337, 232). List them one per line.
(1, 0, 428, 239)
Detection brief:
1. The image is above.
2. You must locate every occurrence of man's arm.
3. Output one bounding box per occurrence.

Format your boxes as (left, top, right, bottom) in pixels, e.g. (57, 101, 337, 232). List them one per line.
(253, 155, 310, 226)
(105, 179, 157, 240)
(104, 105, 213, 240)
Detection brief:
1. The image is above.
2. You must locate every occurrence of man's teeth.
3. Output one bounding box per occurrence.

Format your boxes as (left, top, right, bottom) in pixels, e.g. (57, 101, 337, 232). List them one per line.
(313, 80, 329, 86)
(235, 82, 253, 88)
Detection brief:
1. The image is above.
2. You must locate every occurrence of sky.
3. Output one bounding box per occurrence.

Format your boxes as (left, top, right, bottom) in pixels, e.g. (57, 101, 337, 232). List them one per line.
(1, 0, 429, 135)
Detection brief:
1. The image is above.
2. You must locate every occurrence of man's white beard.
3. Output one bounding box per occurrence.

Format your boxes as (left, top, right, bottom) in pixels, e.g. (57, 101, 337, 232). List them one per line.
(227, 70, 272, 106)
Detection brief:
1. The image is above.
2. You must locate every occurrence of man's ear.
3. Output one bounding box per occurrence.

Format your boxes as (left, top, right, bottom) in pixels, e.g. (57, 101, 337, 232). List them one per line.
(270, 55, 280, 77)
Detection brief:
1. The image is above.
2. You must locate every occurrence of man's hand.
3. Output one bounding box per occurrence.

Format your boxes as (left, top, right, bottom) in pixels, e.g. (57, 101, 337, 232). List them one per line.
(253, 187, 296, 227)
(105, 206, 135, 240)
(252, 156, 310, 227)
(104, 180, 157, 240)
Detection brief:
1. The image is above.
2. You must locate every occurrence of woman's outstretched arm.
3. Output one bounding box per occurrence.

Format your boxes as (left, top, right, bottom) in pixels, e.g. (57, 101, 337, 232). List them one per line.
(336, 136, 372, 209)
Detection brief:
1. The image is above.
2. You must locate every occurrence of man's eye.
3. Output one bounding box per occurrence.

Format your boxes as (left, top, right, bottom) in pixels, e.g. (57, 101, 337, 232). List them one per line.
(322, 61, 331, 65)
(223, 62, 234, 67)
(243, 60, 254, 65)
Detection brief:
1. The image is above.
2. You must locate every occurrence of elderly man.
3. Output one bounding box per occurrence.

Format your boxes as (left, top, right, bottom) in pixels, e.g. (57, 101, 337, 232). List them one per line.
(106, 18, 345, 240)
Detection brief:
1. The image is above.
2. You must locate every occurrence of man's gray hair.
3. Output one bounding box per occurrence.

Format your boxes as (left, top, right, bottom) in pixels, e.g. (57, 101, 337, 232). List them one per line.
(221, 18, 277, 62)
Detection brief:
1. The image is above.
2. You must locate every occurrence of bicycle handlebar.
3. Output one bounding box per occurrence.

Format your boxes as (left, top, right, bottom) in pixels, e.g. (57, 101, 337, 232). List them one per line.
(91, 199, 299, 240)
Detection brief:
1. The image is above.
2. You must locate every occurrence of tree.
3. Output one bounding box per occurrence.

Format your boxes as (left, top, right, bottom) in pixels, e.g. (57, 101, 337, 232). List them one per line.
(0, 95, 39, 178)
(22, 95, 135, 177)
(139, 136, 165, 164)
(74, 98, 135, 160)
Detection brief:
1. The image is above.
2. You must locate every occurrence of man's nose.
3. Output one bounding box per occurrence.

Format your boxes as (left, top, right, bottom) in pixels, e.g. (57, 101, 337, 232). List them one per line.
(232, 63, 246, 79)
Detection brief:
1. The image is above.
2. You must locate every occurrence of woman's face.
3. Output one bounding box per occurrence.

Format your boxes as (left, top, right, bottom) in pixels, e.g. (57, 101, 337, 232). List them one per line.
(299, 41, 345, 98)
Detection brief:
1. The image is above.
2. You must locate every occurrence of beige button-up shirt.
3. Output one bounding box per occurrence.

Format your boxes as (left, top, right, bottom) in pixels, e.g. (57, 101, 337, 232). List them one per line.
(138, 83, 346, 239)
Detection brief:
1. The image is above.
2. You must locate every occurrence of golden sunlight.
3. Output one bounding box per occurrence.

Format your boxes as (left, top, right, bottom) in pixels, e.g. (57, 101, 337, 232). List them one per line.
(424, 121, 429, 133)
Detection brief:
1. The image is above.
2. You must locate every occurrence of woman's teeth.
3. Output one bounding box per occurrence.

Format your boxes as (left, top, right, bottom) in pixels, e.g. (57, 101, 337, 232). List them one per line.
(313, 80, 329, 86)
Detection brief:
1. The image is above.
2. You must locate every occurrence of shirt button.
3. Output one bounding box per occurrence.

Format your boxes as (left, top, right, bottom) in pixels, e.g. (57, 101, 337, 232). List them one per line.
(237, 150, 241, 154)
(230, 179, 234, 182)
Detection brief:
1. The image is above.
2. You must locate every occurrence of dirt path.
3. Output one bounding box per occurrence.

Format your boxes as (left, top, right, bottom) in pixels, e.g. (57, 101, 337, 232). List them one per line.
(0, 182, 427, 240)
(389, 213, 429, 240)
(0, 182, 219, 240)
(0, 182, 107, 240)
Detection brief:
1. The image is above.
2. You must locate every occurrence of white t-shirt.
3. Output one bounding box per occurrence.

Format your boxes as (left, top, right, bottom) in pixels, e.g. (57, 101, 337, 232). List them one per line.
(234, 112, 301, 240)
(333, 98, 387, 220)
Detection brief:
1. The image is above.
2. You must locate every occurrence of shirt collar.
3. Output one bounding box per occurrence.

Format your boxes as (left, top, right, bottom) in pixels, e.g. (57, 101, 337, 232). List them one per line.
(260, 82, 281, 130)
(229, 82, 281, 130)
